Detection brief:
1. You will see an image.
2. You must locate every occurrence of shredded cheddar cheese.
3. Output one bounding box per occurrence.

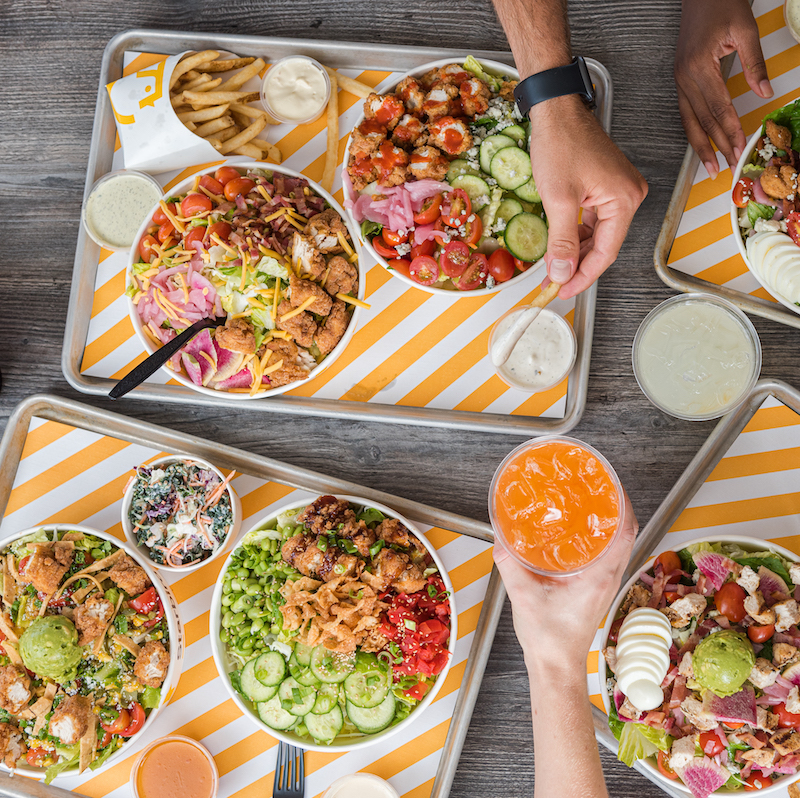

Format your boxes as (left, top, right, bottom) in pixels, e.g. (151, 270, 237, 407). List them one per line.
(262, 208, 288, 224)
(262, 358, 284, 377)
(159, 200, 185, 234)
(335, 293, 371, 310)
(210, 234, 237, 256)
(337, 231, 355, 258)
(257, 184, 271, 202)
(280, 296, 315, 322)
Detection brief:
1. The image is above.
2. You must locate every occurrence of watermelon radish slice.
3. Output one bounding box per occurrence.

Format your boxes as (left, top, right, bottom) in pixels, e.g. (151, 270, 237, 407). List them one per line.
(677, 757, 729, 798)
(208, 345, 244, 386)
(759, 566, 790, 605)
(182, 328, 217, 368)
(216, 366, 253, 391)
(783, 662, 800, 686)
(693, 551, 737, 592)
(180, 353, 203, 386)
(702, 687, 757, 725)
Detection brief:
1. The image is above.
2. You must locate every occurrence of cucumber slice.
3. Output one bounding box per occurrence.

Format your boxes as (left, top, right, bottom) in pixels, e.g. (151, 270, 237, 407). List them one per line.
(311, 684, 341, 715)
(514, 177, 541, 203)
(293, 642, 313, 667)
(255, 651, 287, 687)
(502, 124, 527, 145)
(346, 692, 397, 734)
(240, 660, 279, 703)
(479, 134, 516, 173)
(289, 663, 321, 687)
(446, 159, 481, 183)
(449, 174, 491, 210)
(305, 704, 344, 743)
(257, 694, 297, 731)
(344, 669, 390, 709)
(490, 147, 532, 191)
(279, 676, 317, 716)
(310, 646, 355, 684)
(495, 198, 524, 227)
(504, 213, 548, 262)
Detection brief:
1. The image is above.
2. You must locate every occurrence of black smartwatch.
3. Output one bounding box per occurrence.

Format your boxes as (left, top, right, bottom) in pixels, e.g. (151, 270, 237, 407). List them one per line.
(513, 56, 595, 117)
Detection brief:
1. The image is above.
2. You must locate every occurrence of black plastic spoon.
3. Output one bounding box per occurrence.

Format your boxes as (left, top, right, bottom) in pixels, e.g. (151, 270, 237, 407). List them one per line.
(108, 316, 227, 399)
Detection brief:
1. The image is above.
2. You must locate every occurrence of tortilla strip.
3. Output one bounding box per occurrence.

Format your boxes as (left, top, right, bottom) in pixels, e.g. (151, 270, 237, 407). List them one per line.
(31, 682, 58, 735)
(1, 641, 22, 666)
(79, 694, 97, 773)
(37, 595, 51, 618)
(93, 594, 124, 656)
(0, 613, 19, 644)
(72, 571, 113, 604)
(2, 557, 15, 608)
(75, 548, 124, 576)
(7, 555, 20, 584)
(113, 634, 141, 658)
(61, 533, 85, 542)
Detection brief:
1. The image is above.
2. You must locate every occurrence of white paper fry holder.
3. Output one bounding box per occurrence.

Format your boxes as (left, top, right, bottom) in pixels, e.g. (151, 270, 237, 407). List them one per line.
(106, 51, 221, 174)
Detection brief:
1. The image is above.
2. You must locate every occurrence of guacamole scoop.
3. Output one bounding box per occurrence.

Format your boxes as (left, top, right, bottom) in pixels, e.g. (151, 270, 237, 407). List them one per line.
(693, 630, 755, 697)
(20, 616, 81, 683)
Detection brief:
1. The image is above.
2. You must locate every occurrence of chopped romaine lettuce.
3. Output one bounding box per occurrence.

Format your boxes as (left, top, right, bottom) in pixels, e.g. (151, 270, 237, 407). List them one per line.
(616, 721, 670, 767)
(463, 56, 501, 92)
(249, 308, 276, 332)
(731, 551, 792, 587)
(747, 201, 776, 227)
(44, 753, 79, 784)
(762, 98, 800, 151)
(254, 255, 289, 281)
(742, 163, 764, 179)
(141, 686, 161, 709)
(361, 220, 383, 238)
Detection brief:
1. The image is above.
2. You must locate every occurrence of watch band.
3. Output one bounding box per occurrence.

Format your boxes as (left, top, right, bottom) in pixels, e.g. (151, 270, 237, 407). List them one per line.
(513, 56, 595, 117)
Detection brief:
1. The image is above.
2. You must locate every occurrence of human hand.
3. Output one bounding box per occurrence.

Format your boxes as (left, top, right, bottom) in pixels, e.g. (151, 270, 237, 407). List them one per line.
(529, 95, 648, 300)
(493, 488, 638, 673)
(675, 0, 772, 179)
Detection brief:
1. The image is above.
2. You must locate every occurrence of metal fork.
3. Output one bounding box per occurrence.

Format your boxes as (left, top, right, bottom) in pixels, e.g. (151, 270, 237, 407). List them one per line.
(273, 742, 305, 798)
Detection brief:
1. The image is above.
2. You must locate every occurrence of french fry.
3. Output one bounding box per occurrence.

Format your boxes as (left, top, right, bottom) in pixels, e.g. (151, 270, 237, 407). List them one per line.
(216, 58, 266, 92)
(199, 57, 256, 73)
(177, 103, 229, 123)
(230, 102, 278, 125)
(217, 126, 239, 143)
(207, 138, 223, 150)
(170, 50, 220, 89)
(179, 69, 202, 83)
(180, 73, 213, 91)
(320, 74, 339, 192)
(322, 66, 372, 99)
(231, 144, 262, 159)
(219, 117, 267, 154)
(193, 115, 235, 137)
(182, 90, 258, 107)
(231, 110, 255, 130)
(248, 137, 282, 163)
(185, 120, 197, 131)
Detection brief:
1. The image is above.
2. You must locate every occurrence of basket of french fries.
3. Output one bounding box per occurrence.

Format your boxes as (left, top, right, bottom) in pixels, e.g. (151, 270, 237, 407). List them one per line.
(107, 50, 281, 173)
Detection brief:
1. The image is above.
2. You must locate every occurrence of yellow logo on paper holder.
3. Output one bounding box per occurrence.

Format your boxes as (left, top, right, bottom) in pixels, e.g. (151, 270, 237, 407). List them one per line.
(106, 58, 167, 126)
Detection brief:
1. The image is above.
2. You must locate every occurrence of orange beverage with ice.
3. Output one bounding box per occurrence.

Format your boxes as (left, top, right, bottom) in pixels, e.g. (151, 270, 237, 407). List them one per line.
(489, 437, 624, 576)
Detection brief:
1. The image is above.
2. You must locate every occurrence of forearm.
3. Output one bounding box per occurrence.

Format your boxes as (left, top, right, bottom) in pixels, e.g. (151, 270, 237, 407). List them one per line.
(491, 0, 571, 77)
(527, 659, 608, 798)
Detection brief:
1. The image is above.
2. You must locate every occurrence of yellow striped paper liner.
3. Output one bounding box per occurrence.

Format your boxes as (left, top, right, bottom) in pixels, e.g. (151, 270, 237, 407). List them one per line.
(79, 49, 576, 421)
(666, 0, 800, 305)
(1, 416, 493, 797)
(588, 394, 800, 796)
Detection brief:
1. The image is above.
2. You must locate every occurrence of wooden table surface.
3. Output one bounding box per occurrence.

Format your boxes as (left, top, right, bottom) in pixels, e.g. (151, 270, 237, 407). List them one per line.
(3, 0, 795, 795)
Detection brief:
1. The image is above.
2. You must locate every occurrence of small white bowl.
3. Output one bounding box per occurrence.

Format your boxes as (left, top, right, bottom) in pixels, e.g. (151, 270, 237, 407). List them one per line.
(600, 534, 800, 797)
(260, 56, 331, 125)
(322, 773, 400, 798)
(209, 494, 458, 753)
(0, 523, 184, 779)
(130, 734, 219, 798)
(121, 455, 242, 573)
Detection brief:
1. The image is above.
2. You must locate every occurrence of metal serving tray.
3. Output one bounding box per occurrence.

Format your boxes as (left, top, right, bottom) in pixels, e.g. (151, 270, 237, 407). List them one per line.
(62, 28, 613, 435)
(0, 393, 502, 798)
(591, 377, 800, 797)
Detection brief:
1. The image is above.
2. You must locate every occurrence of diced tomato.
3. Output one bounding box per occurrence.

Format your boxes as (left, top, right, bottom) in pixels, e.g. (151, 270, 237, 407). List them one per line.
(775, 702, 800, 729)
(439, 241, 470, 278)
(119, 702, 146, 737)
(699, 730, 725, 757)
(223, 177, 256, 202)
(409, 255, 439, 286)
(413, 194, 442, 225)
(404, 681, 430, 701)
(387, 258, 412, 278)
(129, 587, 158, 614)
(382, 228, 409, 246)
(372, 238, 398, 259)
(17, 555, 30, 580)
(456, 253, 488, 290)
(732, 176, 754, 208)
(26, 745, 57, 768)
(723, 721, 745, 729)
(100, 730, 113, 749)
(513, 256, 532, 272)
(215, 166, 242, 186)
(787, 211, 800, 247)
(152, 202, 176, 225)
(487, 249, 515, 282)
(744, 772, 772, 790)
(199, 174, 224, 196)
(657, 750, 679, 780)
(664, 591, 680, 603)
(441, 189, 471, 227)
(183, 226, 205, 249)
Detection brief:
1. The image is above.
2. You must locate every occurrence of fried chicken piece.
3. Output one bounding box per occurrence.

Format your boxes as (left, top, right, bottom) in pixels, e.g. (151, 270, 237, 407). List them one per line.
(298, 495, 353, 534)
(276, 301, 317, 348)
(289, 274, 333, 315)
(304, 209, 349, 254)
(376, 518, 426, 557)
(73, 594, 115, 646)
(396, 76, 425, 116)
(409, 145, 449, 181)
(134, 641, 169, 688)
(49, 695, 91, 745)
(619, 583, 652, 615)
(292, 231, 326, 279)
(0, 666, 30, 714)
(460, 77, 491, 117)
(364, 93, 405, 130)
(391, 114, 426, 149)
(0, 723, 25, 768)
(499, 79, 518, 101)
(108, 554, 151, 597)
(281, 534, 360, 582)
(24, 544, 73, 596)
(314, 299, 350, 356)
(428, 117, 473, 156)
(423, 83, 459, 121)
(347, 156, 379, 192)
(261, 339, 309, 388)
(215, 318, 257, 355)
(766, 119, 792, 151)
(761, 164, 798, 200)
(349, 119, 387, 160)
(323, 256, 358, 297)
(394, 560, 427, 594)
(338, 518, 376, 558)
(430, 64, 472, 86)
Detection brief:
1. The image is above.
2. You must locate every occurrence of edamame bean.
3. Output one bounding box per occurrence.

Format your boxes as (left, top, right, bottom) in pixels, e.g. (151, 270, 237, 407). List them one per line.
(243, 557, 254, 569)
(231, 595, 254, 613)
(269, 539, 278, 555)
(231, 578, 242, 592)
(270, 624, 280, 635)
(245, 583, 261, 596)
(232, 611, 246, 626)
(222, 611, 234, 629)
(251, 618, 265, 633)
(237, 567, 249, 579)
(241, 637, 254, 652)
(221, 594, 234, 607)
(254, 562, 267, 575)
(220, 629, 230, 643)
(246, 607, 263, 620)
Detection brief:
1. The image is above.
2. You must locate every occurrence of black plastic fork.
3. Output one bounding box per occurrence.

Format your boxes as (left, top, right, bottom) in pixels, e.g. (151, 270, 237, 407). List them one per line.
(273, 742, 305, 798)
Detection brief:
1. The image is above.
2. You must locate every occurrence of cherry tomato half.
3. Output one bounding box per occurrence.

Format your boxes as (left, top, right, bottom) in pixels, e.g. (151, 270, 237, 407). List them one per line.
(748, 624, 775, 643)
(157, 221, 175, 243)
(461, 213, 482, 247)
(119, 702, 146, 737)
(744, 773, 773, 790)
(439, 241, 470, 278)
(787, 211, 800, 247)
(139, 234, 159, 263)
(207, 221, 232, 242)
(441, 189, 472, 227)
(373, 238, 399, 259)
(382, 228, 409, 246)
(387, 258, 412, 278)
(775, 702, 800, 729)
(409, 255, 440, 286)
(413, 193, 442, 225)
(181, 193, 213, 218)
(664, 591, 680, 603)
(26, 746, 57, 768)
(714, 582, 746, 623)
(607, 617, 624, 645)
(513, 256, 533, 272)
(656, 750, 679, 781)
(410, 237, 436, 260)
(732, 177, 754, 209)
(199, 174, 224, 196)
(456, 253, 488, 290)
(183, 226, 205, 249)
(152, 202, 176, 225)
(101, 708, 131, 736)
(215, 166, 241, 185)
(487, 249, 515, 282)
(224, 177, 256, 201)
(699, 730, 725, 757)
(655, 551, 682, 575)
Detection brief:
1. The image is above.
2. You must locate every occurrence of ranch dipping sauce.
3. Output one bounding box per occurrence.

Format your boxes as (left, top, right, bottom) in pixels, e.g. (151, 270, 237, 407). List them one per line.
(83, 170, 161, 250)
(489, 308, 576, 391)
(632, 295, 761, 421)
(261, 56, 331, 124)
(323, 774, 400, 798)
(131, 735, 218, 798)
(786, 0, 800, 42)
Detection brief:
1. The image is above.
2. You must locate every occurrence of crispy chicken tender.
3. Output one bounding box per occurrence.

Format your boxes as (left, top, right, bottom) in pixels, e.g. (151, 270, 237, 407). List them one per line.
(761, 164, 798, 200)
(134, 641, 169, 688)
(261, 339, 309, 388)
(364, 93, 404, 130)
(0, 666, 30, 714)
(0, 722, 25, 768)
(73, 594, 115, 646)
(289, 274, 333, 315)
(766, 119, 793, 151)
(314, 299, 350, 356)
(396, 76, 425, 116)
(347, 156, 379, 192)
(215, 318, 257, 354)
(338, 518, 376, 558)
(292, 231, 326, 279)
(391, 114, 427, 149)
(460, 77, 491, 117)
(349, 119, 387, 160)
(360, 548, 426, 594)
(281, 534, 361, 582)
(108, 555, 151, 597)
(24, 543, 73, 596)
(323, 256, 358, 297)
(428, 117, 473, 156)
(409, 145, 449, 181)
(49, 695, 91, 746)
(423, 83, 459, 121)
(276, 301, 317, 348)
(376, 518, 426, 557)
(304, 209, 348, 254)
(430, 64, 472, 87)
(298, 495, 353, 534)
(499, 80, 518, 101)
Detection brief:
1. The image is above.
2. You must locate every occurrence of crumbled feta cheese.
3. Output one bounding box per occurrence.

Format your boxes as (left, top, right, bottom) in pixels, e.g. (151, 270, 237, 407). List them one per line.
(754, 218, 783, 233)
(738, 208, 752, 229)
(466, 147, 478, 158)
(395, 242, 411, 256)
(485, 275, 496, 289)
(493, 218, 507, 233)
(758, 140, 778, 160)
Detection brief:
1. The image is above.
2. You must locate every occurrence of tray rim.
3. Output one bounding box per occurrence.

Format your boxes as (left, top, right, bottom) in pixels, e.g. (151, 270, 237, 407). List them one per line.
(591, 376, 800, 797)
(0, 392, 503, 798)
(61, 27, 613, 436)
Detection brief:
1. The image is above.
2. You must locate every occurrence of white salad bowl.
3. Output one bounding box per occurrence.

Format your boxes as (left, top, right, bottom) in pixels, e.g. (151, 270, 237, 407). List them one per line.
(125, 160, 365, 400)
(209, 494, 457, 753)
(730, 119, 800, 315)
(120, 455, 243, 574)
(600, 534, 800, 798)
(0, 523, 184, 780)
(342, 57, 542, 298)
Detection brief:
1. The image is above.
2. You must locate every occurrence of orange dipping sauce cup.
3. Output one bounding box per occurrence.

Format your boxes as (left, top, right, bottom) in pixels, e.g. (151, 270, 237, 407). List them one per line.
(489, 436, 625, 577)
(131, 735, 218, 798)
